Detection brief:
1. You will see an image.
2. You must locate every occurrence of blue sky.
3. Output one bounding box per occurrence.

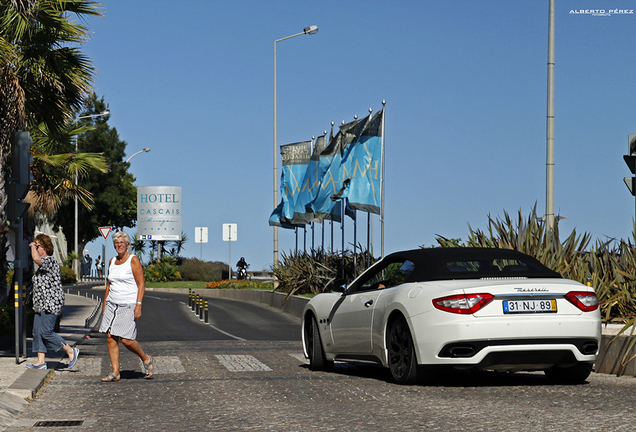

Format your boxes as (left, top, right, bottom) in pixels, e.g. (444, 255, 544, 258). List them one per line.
(82, 1, 636, 271)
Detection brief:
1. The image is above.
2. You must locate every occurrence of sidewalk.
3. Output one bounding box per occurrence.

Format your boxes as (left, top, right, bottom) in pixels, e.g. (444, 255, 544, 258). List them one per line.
(0, 291, 99, 431)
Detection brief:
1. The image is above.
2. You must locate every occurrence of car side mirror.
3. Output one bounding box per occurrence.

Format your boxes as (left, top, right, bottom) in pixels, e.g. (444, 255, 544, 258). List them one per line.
(330, 278, 347, 293)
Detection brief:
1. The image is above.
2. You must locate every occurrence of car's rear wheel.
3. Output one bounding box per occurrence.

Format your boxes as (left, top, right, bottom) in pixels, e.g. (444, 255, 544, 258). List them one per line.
(306, 316, 332, 371)
(544, 362, 593, 384)
(387, 316, 418, 384)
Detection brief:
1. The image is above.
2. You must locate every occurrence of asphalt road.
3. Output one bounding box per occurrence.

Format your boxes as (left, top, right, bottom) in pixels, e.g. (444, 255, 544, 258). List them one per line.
(6, 288, 636, 431)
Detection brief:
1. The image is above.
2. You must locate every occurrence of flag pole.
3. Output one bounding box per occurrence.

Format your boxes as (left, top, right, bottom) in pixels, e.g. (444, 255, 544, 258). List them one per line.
(380, 100, 386, 258)
(341, 199, 345, 278)
(321, 219, 325, 252)
(366, 107, 373, 268)
(330, 220, 333, 252)
(352, 115, 358, 276)
(367, 212, 372, 267)
(353, 208, 357, 275)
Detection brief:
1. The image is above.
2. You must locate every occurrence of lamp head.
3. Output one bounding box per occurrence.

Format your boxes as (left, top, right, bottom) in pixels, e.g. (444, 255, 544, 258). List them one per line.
(143, 148, 150, 153)
(304, 25, 319, 35)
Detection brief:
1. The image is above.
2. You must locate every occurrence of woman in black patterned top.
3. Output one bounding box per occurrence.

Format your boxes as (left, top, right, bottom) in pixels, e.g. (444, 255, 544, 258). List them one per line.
(26, 234, 79, 370)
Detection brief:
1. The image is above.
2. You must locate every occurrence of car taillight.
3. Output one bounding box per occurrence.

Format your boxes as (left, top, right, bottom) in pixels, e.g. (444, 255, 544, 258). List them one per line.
(433, 293, 494, 314)
(565, 291, 599, 312)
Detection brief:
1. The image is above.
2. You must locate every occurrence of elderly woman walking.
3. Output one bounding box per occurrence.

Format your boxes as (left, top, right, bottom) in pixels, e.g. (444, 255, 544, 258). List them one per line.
(27, 234, 79, 369)
(99, 231, 153, 382)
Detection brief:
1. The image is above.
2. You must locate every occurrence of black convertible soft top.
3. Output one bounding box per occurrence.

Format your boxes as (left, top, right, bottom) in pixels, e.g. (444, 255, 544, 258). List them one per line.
(382, 248, 562, 282)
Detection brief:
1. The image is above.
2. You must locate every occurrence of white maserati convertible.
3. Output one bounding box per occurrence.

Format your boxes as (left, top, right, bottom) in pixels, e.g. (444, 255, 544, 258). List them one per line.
(302, 248, 601, 384)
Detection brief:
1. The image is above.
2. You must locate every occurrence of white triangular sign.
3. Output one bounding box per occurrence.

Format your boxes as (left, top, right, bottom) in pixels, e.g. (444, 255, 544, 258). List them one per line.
(99, 226, 112, 240)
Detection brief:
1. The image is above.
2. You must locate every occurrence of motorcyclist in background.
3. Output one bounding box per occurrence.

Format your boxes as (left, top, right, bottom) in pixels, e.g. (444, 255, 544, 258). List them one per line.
(236, 257, 249, 280)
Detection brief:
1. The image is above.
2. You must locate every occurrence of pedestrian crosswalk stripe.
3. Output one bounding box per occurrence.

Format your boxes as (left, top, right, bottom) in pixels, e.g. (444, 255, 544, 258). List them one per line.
(138, 356, 185, 374)
(215, 355, 272, 372)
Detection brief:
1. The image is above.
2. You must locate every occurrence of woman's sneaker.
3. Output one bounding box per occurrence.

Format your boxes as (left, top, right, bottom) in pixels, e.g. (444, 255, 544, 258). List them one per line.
(25, 363, 47, 369)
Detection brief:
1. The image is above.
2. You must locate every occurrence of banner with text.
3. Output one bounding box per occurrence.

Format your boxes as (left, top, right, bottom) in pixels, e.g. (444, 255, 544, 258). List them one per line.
(137, 186, 182, 240)
(269, 141, 311, 228)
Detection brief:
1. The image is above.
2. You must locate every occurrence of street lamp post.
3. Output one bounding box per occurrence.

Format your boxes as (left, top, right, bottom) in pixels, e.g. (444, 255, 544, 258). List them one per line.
(74, 110, 110, 278)
(126, 147, 150, 163)
(273, 25, 318, 267)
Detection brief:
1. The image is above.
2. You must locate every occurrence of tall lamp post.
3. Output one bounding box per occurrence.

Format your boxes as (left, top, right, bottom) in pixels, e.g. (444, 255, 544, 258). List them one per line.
(126, 147, 151, 163)
(74, 110, 110, 278)
(545, 0, 555, 231)
(273, 25, 318, 267)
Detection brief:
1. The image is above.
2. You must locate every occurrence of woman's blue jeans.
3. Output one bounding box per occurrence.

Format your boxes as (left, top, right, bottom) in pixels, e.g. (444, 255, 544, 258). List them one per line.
(32, 311, 66, 353)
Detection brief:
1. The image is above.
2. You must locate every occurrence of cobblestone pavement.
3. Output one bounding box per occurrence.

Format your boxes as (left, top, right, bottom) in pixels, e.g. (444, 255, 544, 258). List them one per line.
(6, 332, 636, 432)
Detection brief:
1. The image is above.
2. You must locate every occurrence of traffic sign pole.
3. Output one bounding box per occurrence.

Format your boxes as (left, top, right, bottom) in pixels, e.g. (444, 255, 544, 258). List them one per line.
(222, 224, 237, 279)
(98, 226, 112, 285)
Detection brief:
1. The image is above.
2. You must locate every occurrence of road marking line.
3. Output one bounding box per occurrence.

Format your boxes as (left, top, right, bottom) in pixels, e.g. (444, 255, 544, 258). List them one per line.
(215, 355, 272, 372)
(145, 295, 170, 301)
(180, 302, 247, 341)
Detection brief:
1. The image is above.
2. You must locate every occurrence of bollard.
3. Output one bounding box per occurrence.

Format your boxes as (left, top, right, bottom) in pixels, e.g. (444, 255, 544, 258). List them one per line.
(188, 289, 192, 307)
(204, 300, 209, 323)
(195, 294, 200, 315)
(199, 297, 204, 320)
(193, 293, 197, 312)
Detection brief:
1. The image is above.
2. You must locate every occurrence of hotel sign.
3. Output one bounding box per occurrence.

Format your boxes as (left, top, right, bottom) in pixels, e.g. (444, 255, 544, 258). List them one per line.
(137, 186, 182, 241)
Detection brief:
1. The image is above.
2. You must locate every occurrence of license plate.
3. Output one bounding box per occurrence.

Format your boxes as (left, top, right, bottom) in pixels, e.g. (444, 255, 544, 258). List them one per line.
(503, 299, 557, 314)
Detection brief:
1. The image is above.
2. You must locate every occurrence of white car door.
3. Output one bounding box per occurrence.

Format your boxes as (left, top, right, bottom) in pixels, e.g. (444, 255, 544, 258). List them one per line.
(329, 290, 383, 354)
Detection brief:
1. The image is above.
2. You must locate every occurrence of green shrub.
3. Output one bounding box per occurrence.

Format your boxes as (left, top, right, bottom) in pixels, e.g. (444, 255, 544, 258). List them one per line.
(179, 258, 226, 281)
(143, 255, 181, 282)
(63, 251, 78, 269)
(60, 266, 76, 284)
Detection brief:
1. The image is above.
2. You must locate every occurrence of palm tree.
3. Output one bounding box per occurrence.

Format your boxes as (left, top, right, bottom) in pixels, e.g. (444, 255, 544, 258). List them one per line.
(1, 0, 102, 284)
(29, 119, 108, 217)
(131, 233, 148, 264)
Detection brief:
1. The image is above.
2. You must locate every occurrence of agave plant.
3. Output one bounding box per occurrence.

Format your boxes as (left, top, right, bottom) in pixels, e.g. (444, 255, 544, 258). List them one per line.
(273, 248, 375, 298)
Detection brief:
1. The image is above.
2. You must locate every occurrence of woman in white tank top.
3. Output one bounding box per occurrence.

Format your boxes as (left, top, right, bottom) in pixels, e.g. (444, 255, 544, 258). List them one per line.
(99, 231, 154, 382)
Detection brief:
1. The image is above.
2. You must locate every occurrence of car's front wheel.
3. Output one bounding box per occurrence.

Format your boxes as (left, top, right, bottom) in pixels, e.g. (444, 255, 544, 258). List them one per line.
(387, 316, 418, 384)
(544, 362, 593, 384)
(305, 315, 332, 371)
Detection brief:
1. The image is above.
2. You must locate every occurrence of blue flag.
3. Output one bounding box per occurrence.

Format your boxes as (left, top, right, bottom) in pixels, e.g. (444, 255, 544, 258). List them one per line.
(308, 117, 368, 220)
(332, 108, 384, 214)
(292, 135, 327, 224)
(268, 141, 311, 228)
